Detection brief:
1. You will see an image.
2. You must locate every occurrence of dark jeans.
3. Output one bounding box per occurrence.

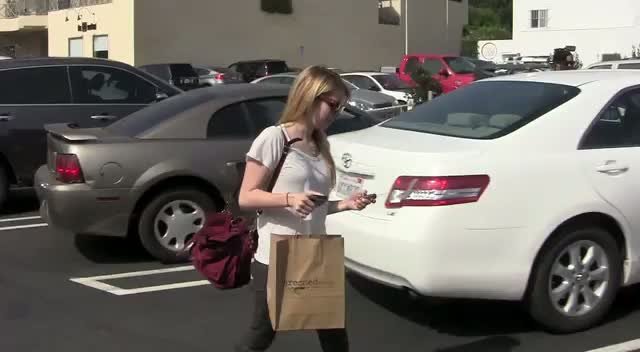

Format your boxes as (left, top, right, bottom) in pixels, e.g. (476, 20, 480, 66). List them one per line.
(235, 261, 349, 352)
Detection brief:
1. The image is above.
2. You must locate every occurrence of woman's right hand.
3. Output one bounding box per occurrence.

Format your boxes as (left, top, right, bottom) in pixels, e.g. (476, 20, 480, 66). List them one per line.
(288, 192, 316, 217)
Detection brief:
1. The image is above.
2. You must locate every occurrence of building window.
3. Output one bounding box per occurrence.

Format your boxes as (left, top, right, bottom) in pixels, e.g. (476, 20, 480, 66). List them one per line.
(379, 0, 401, 25)
(261, 0, 293, 14)
(531, 9, 548, 28)
(68, 37, 83, 57)
(93, 35, 108, 59)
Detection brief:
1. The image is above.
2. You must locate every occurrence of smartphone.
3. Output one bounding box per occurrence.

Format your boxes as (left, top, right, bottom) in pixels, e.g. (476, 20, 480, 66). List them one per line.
(309, 194, 329, 206)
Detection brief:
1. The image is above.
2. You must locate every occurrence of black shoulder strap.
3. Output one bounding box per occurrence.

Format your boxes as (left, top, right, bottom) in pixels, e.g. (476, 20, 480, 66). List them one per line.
(265, 127, 302, 192)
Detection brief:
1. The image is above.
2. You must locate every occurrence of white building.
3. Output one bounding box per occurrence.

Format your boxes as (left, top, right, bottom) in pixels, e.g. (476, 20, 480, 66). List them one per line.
(477, 0, 640, 67)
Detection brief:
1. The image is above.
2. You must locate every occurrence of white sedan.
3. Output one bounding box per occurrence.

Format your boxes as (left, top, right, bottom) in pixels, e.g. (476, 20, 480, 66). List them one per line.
(326, 70, 640, 333)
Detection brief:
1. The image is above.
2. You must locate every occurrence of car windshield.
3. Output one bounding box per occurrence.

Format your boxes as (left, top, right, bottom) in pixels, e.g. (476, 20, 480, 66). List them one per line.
(381, 81, 581, 139)
(444, 57, 476, 74)
(342, 79, 358, 91)
(371, 74, 411, 90)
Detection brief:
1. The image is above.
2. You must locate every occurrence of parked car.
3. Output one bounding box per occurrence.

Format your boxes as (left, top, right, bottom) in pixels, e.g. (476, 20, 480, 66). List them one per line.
(252, 73, 408, 122)
(325, 70, 640, 333)
(138, 63, 201, 90)
(0, 57, 181, 208)
(340, 72, 415, 107)
(228, 59, 290, 82)
(397, 54, 478, 93)
(35, 84, 376, 262)
(586, 59, 640, 70)
(194, 65, 244, 85)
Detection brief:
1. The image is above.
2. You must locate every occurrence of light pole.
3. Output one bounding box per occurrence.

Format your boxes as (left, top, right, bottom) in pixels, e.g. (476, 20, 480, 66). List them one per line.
(404, 0, 408, 55)
(445, 0, 449, 53)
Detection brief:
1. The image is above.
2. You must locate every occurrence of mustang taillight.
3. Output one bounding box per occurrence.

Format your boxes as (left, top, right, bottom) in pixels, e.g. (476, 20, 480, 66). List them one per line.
(55, 153, 84, 184)
(385, 175, 490, 208)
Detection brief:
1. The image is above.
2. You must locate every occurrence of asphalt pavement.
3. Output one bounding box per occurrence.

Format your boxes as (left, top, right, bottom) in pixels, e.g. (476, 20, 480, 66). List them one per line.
(2, 191, 640, 352)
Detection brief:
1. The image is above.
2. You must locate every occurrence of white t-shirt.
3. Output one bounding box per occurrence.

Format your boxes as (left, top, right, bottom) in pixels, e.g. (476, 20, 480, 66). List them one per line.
(246, 125, 332, 264)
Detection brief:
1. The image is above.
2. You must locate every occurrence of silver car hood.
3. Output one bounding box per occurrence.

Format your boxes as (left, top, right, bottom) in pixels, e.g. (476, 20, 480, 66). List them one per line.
(350, 89, 396, 105)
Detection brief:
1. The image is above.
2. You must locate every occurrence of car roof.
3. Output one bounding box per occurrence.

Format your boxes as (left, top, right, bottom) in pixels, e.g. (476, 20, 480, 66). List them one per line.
(587, 59, 640, 67)
(0, 56, 136, 70)
(231, 59, 286, 64)
(167, 83, 290, 104)
(342, 72, 393, 76)
(481, 70, 640, 87)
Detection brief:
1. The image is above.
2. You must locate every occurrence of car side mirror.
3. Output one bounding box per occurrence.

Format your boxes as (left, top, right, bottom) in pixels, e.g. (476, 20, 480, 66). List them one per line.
(155, 92, 169, 101)
(439, 68, 450, 77)
(369, 85, 381, 92)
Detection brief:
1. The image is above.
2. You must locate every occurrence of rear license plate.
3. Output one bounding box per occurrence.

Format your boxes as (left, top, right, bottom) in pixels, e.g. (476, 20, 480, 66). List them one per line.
(336, 173, 364, 198)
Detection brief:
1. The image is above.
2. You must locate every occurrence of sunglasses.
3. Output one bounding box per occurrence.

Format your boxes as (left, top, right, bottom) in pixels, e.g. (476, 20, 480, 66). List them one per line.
(317, 95, 345, 113)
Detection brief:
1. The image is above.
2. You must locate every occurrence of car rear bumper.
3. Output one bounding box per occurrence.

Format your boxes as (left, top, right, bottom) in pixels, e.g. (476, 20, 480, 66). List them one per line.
(326, 209, 535, 301)
(35, 165, 133, 237)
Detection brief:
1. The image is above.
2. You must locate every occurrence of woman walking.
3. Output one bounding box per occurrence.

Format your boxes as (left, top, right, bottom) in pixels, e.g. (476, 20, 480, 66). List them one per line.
(234, 65, 375, 352)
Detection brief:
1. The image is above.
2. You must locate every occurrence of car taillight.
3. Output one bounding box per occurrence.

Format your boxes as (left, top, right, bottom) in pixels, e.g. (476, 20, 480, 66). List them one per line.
(55, 153, 84, 183)
(385, 175, 489, 208)
(216, 73, 225, 80)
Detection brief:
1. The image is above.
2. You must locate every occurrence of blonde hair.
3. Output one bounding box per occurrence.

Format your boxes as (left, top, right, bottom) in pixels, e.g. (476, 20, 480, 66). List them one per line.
(278, 65, 350, 186)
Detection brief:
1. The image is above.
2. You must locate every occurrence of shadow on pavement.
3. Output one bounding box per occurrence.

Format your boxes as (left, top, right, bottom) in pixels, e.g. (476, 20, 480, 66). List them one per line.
(347, 273, 533, 337)
(1, 189, 39, 216)
(348, 272, 640, 337)
(434, 336, 521, 352)
(74, 234, 154, 264)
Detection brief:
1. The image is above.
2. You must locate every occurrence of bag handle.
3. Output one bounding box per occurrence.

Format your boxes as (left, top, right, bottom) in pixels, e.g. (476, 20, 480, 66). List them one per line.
(255, 127, 301, 217)
(265, 127, 301, 192)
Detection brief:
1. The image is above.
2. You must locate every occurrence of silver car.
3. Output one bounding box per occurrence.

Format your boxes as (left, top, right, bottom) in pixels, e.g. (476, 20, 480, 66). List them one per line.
(35, 84, 376, 263)
(251, 73, 408, 122)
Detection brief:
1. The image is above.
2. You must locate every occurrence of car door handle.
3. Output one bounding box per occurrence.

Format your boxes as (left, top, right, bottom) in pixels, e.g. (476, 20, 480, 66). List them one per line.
(597, 164, 629, 175)
(0, 115, 14, 122)
(90, 115, 118, 120)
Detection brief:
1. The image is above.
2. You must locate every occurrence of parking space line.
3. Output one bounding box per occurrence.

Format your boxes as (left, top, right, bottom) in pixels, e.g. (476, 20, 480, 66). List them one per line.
(0, 215, 41, 223)
(0, 223, 48, 231)
(69, 265, 211, 296)
(586, 338, 640, 352)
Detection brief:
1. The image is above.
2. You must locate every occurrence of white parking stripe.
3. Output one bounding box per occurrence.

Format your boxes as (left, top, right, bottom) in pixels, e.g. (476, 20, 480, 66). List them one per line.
(0, 223, 48, 231)
(0, 215, 41, 223)
(69, 265, 211, 295)
(586, 339, 640, 352)
(73, 265, 195, 281)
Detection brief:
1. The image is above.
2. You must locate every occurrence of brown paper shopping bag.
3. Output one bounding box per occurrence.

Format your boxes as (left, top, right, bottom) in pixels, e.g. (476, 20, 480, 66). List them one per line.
(267, 234, 345, 331)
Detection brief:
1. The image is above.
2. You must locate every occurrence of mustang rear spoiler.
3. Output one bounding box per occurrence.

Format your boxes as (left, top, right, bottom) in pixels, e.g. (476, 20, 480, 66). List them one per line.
(44, 123, 100, 141)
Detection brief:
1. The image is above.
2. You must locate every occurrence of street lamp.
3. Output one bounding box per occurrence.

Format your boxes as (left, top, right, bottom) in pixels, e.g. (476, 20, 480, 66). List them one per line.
(404, 0, 408, 55)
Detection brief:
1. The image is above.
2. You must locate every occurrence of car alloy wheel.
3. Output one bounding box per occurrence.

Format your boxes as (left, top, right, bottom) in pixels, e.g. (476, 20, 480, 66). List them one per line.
(153, 199, 205, 252)
(548, 240, 609, 317)
(527, 226, 622, 333)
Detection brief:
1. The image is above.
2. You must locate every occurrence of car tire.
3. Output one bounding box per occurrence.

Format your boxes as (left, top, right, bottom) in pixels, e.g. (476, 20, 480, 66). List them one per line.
(526, 226, 622, 333)
(138, 188, 216, 263)
(0, 165, 8, 210)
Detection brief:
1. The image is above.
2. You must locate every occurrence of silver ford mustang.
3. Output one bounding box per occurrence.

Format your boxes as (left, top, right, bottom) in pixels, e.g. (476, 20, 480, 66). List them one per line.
(34, 84, 376, 262)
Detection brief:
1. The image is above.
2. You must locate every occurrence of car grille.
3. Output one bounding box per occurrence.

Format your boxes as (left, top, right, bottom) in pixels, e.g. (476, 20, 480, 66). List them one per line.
(372, 102, 393, 109)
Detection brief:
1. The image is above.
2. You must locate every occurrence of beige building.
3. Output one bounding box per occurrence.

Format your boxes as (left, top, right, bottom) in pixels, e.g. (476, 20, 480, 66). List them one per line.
(1, 0, 468, 70)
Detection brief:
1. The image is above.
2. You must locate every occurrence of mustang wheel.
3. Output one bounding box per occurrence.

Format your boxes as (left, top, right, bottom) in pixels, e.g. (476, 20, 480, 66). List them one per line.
(138, 188, 215, 263)
(527, 226, 622, 333)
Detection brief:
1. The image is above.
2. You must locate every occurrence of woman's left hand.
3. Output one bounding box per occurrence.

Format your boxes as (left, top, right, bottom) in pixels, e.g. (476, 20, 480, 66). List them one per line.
(343, 190, 376, 211)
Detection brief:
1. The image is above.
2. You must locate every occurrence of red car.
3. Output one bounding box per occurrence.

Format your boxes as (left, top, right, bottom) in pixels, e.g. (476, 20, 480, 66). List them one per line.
(398, 54, 477, 93)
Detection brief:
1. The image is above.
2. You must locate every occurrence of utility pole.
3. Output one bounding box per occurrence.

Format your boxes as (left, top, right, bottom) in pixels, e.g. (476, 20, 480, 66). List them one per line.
(445, 0, 449, 53)
(404, 0, 409, 55)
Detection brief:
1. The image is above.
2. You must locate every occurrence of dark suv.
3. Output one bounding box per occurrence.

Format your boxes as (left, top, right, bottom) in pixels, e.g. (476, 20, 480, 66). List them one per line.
(138, 63, 201, 90)
(0, 57, 181, 208)
(228, 59, 290, 82)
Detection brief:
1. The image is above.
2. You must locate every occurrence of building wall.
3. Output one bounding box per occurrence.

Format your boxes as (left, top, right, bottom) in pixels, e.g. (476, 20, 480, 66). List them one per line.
(48, 0, 135, 63)
(134, 0, 468, 71)
(479, 0, 640, 66)
(0, 30, 47, 57)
